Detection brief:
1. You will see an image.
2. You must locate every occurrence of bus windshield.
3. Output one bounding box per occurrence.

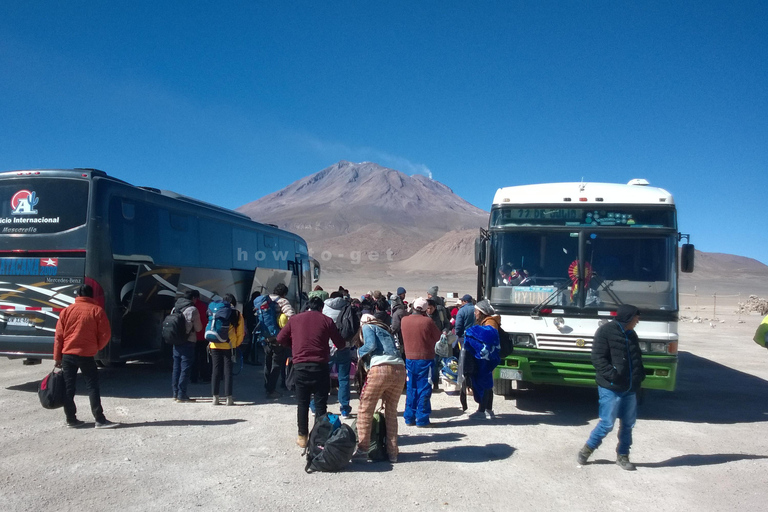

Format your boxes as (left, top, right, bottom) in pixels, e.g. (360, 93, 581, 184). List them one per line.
(490, 231, 678, 311)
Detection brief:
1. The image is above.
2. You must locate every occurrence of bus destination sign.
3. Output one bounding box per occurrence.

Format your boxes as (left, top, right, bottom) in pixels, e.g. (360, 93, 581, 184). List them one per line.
(510, 209, 581, 221)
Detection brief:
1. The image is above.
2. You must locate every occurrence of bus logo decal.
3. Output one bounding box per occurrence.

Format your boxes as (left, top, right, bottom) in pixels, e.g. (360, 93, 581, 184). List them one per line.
(40, 258, 58, 267)
(11, 190, 39, 215)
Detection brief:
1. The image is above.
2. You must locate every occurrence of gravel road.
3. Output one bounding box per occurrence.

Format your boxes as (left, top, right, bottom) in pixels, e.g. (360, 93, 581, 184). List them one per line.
(1, 306, 767, 512)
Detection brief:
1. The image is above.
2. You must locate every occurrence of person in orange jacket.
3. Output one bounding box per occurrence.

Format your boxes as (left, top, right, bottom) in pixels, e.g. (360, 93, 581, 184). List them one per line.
(54, 284, 118, 429)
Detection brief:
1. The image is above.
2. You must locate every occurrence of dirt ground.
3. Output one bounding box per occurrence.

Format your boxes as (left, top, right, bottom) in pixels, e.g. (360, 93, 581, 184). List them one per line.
(1, 294, 767, 512)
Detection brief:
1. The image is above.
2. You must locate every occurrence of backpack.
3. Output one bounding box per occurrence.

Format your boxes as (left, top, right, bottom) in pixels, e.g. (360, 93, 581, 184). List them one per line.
(254, 295, 280, 341)
(38, 368, 66, 409)
(368, 410, 388, 462)
(305, 413, 357, 473)
(162, 306, 191, 346)
(335, 303, 360, 342)
(205, 301, 232, 343)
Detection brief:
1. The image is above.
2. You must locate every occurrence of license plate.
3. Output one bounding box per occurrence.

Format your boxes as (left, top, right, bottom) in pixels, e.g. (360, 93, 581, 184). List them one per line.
(7, 316, 31, 327)
(499, 368, 523, 380)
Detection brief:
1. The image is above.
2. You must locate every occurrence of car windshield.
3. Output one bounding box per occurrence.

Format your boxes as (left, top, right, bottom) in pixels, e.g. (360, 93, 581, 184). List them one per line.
(489, 231, 678, 311)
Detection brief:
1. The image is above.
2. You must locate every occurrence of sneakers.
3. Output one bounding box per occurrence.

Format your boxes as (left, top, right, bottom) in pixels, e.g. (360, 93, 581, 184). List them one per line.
(95, 419, 119, 429)
(226, 396, 234, 406)
(67, 419, 86, 428)
(484, 410, 495, 420)
(266, 390, 282, 400)
(352, 448, 368, 460)
(340, 410, 351, 419)
(176, 396, 195, 403)
(296, 435, 308, 448)
(577, 444, 594, 465)
(468, 410, 486, 420)
(616, 454, 636, 471)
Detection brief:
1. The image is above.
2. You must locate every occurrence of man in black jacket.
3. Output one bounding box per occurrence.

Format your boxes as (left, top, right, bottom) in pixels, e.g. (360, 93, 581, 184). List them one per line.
(577, 304, 645, 471)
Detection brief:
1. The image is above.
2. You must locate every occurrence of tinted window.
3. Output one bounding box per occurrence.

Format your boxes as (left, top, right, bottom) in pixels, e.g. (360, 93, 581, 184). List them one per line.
(0, 178, 89, 234)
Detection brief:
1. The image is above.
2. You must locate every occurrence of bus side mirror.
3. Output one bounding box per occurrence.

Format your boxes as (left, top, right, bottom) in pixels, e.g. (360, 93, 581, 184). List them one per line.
(474, 237, 486, 266)
(680, 244, 695, 273)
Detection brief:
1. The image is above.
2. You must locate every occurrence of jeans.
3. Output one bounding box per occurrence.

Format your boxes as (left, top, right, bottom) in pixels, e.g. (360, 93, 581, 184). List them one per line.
(61, 354, 106, 424)
(210, 348, 233, 397)
(404, 359, 434, 426)
(331, 348, 352, 414)
(171, 342, 196, 399)
(586, 386, 638, 455)
(294, 362, 331, 436)
(264, 344, 288, 393)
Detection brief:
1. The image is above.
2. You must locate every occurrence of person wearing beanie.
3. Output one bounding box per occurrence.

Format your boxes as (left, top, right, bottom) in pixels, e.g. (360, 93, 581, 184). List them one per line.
(427, 285, 445, 308)
(400, 297, 441, 427)
(454, 294, 476, 343)
(466, 300, 503, 418)
(577, 304, 645, 471)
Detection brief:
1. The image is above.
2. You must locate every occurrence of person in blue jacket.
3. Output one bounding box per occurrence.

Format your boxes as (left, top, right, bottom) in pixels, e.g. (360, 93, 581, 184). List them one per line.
(463, 323, 501, 420)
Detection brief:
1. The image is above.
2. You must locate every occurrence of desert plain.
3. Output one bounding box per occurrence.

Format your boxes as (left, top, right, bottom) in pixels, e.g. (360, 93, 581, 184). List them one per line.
(1, 268, 767, 512)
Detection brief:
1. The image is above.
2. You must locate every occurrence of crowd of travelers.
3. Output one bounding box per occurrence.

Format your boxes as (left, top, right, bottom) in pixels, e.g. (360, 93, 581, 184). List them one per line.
(52, 281, 645, 471)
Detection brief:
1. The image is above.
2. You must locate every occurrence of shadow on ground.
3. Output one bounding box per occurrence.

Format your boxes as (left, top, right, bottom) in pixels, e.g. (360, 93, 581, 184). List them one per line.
(587, 453, 768, 468)
(510, 351, 768, 425)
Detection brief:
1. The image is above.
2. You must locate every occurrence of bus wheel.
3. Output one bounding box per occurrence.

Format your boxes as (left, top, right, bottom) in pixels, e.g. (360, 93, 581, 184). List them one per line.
(493, 378, 514, 397)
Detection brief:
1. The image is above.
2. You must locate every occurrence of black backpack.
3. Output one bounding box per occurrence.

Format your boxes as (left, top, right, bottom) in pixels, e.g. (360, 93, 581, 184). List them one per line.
(38, 368, 66, 409)
(368, 410, 388, 462)
(305, 413, 357, 473)
(335, 303, 360, 342)
(162, 306, 191, 346)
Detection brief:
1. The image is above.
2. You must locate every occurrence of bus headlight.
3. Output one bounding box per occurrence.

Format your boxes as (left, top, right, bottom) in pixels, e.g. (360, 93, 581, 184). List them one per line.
(513, 334, 535, 348)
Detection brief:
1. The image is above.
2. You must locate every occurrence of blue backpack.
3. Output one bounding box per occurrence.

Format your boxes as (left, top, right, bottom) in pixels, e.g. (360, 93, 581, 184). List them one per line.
(205, 301, 233, 342)
(254, 295, 280, 341)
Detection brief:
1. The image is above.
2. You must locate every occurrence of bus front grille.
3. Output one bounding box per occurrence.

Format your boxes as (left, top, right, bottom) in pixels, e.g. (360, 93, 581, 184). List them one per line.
(536, 334, 594, 352)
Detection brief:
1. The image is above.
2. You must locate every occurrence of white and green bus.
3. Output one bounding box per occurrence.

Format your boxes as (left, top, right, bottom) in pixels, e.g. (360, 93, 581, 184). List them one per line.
(475, 179, 694, 394)
(0, 168, 318, 365)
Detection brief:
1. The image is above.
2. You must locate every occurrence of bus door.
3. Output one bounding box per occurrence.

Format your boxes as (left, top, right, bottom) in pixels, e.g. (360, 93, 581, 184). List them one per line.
(119, 263, 180, 359)
(0, 256, 85, 358)
(250, 267, 291, 304)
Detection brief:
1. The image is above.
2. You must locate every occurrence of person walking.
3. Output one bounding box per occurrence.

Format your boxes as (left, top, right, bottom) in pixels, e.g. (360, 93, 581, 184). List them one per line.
(400, 297, 441, 427)
(355, 314, 406, 462)
(53, 284, 118, 429)
(209, 294, 245, 406)
(577, 304, 645, 471)
(276, 297, 345, 448)
(463, 309, 501, 420)
(171, 290, 203, 402)
(264, 283, 295, 397)
(323, 291, 357, 418)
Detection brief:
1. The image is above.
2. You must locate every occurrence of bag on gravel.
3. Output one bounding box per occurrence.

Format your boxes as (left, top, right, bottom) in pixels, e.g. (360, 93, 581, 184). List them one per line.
(367, 410, 388, 462)
(38, 367, 66, 409)
(305, 413, 356, 473)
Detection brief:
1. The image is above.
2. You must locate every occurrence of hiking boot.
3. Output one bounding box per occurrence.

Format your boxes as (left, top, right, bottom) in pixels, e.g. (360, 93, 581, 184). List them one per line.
(67, 419, 86, 428)
(176, 396, 195, 403)
(577, 444, 594, 465)
(212, 395, 220, 406)
(616, 454, 636, 471)
(95, 419, 119, 429)
(226, 396, 234, 406)
(296, 435, 308, 448)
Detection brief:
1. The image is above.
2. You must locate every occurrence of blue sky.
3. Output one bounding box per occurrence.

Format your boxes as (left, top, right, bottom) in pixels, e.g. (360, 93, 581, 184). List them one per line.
(1, 1, 766, 263)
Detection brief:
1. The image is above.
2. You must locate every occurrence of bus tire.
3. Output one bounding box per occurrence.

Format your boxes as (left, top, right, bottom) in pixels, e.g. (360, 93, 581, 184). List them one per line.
(493, 378, 514, 397)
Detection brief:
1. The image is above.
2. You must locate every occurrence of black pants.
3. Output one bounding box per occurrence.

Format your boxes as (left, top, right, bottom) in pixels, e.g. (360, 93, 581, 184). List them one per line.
(263, 344, 288, 393)
(210, 348, 233, 397)
(191, 340, 211, 383)
(294, 362, 330, 436)
(479, 386, 494, 412)
(62, 354, 106, 424)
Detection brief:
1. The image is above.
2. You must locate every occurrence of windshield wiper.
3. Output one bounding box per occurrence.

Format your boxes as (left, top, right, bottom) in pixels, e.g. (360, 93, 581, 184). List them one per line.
(591, 274, 622, 306)
(530, 281, 568, 317)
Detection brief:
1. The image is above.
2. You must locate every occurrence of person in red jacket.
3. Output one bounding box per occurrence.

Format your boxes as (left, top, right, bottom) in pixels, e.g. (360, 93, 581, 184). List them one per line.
(276, 296, 345, 448)
(53, 284, 118, 429)
(400, 297, 441, 427)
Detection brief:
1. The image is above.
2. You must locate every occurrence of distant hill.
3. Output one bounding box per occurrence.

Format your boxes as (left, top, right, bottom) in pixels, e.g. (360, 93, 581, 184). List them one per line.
(237, 161, 488, 269)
